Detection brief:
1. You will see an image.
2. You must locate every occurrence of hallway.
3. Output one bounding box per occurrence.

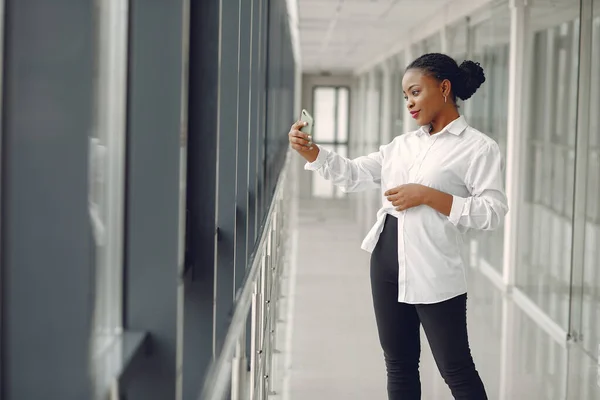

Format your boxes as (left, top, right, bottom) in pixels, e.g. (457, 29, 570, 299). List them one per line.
(285, 195, 600, 399)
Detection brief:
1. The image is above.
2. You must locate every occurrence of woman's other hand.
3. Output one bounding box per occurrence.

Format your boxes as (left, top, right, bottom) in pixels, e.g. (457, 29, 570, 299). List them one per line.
(385, 184, 429, 212)
(288, 121, 319, 162)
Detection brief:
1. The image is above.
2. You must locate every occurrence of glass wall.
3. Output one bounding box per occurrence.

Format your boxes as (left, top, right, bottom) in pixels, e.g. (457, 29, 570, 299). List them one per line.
(465, 1, 510, 274)
(516, 0, 581, 331)
(579, 0, 600, 362)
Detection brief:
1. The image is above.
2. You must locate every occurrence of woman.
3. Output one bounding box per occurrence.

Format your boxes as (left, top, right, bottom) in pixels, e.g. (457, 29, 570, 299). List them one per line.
(288, 53, 508, 400)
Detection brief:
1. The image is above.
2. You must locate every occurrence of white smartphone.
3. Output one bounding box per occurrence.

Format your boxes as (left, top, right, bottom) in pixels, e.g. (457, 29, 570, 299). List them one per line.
(299, 109, 314, 135)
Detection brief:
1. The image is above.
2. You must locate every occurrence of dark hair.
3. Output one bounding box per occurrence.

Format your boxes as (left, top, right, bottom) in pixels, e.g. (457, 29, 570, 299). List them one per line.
(406, 53, 486, 101)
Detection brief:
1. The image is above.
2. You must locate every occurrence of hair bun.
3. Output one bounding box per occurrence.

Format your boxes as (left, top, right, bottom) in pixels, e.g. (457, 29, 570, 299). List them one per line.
(455, 60, 486, 100)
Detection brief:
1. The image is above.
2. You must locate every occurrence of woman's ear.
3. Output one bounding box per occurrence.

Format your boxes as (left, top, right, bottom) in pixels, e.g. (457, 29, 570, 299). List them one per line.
(441, 79, 452, 97)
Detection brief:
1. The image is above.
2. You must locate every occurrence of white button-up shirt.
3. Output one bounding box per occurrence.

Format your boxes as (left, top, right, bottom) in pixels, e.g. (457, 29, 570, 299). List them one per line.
(305, 116, 509, 304)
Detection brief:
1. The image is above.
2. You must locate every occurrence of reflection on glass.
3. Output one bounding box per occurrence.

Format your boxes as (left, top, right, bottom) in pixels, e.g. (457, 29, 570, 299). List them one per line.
(313, 87, 336, 143)
(566, 341, 600, 399)
(90, 0, 128, 349)
(517, 6, 580, 331)
(510, 303, 569, 399)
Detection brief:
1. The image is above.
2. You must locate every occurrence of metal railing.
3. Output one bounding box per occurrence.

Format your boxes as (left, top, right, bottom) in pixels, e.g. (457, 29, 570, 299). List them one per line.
(198, 153, 291, 400)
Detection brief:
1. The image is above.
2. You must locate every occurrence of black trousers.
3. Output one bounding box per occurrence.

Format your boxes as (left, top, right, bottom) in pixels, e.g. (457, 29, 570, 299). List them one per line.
(370, 214, 488, 400)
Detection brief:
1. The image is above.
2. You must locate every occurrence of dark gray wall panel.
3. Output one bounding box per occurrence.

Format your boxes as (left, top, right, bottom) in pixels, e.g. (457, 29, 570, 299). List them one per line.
(124, 1, 185, 399)
(256, 0, 269, 224)
(247, 0, 263, 257)
(245, 0, 264, 361)
(184, 0, 220, 396)
(235, 0, 252, 290)
(1, 1, 94, 399)
(214, 0, 241, 354)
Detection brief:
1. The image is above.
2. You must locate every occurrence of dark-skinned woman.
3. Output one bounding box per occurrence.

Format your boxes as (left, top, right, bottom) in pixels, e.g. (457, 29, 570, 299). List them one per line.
(288, 53, 508, 400)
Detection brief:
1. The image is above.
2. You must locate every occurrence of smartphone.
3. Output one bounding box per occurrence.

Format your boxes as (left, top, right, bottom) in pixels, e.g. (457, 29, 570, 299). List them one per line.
(299, 109, 314, 135)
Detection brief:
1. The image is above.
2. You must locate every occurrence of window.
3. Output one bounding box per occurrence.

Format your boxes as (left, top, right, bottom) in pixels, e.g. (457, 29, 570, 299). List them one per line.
(579, 4, 600, 365)
(311, 86, 350, 199)
(89, 0, 129, 353)
(517, 10, 581, 331)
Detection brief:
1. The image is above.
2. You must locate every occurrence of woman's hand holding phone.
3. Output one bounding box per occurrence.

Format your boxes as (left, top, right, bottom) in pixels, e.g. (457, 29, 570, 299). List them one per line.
(288, 120, 319, 163)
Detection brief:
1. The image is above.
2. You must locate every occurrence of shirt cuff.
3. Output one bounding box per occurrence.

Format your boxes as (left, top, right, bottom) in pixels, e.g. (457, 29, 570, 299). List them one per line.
(448, 195, 467, 226)
(304, 145, 328, 171)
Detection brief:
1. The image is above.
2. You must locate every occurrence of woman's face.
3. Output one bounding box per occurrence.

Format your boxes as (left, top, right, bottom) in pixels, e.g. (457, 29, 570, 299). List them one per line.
(402, 68, 448, 126)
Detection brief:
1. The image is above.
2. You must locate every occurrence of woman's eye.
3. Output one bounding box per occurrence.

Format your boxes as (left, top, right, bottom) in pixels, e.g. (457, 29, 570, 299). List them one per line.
(412, 90, 419, 96)
(403, 96, 408, 101)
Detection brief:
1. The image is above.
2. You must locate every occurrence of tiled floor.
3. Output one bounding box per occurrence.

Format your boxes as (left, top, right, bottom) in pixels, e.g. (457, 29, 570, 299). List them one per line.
(285, 197, 600, 400)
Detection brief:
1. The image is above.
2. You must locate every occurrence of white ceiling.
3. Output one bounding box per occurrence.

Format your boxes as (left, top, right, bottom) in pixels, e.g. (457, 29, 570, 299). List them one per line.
(297, 0, 451, 73)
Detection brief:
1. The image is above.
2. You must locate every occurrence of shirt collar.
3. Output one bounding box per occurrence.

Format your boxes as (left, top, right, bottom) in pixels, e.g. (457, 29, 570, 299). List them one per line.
(417, 115, 468, 137)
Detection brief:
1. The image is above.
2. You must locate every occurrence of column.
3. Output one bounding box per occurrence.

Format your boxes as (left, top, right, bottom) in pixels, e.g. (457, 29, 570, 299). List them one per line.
(380, 60, 394, 144)
(463, 17, 476, 117)
(361, 71, 378, 233)
(184, 0, 223, 397)
(125, 1, 189, 399)
(352, 75, 368, 223)
(502, 0, 530, 287)
(358, 74, 369, 156)
(1, 1, 95, 398)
